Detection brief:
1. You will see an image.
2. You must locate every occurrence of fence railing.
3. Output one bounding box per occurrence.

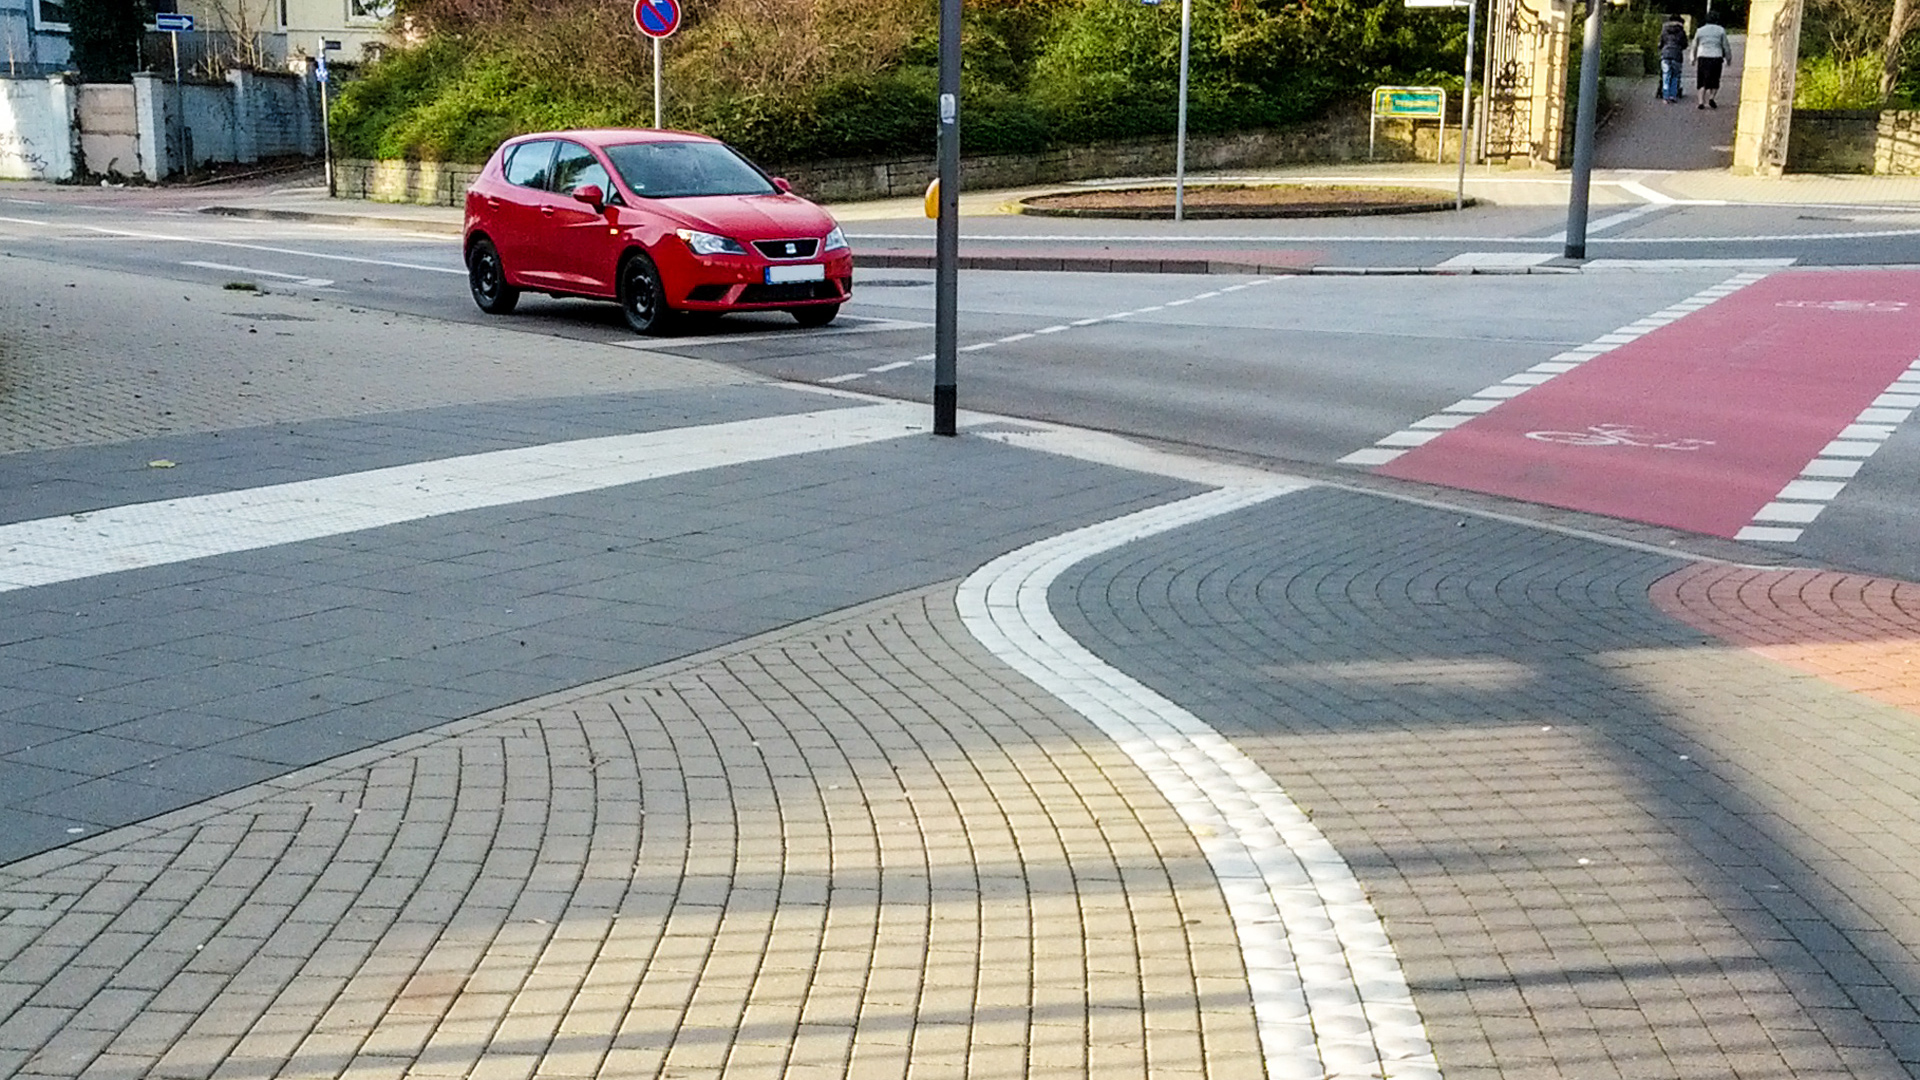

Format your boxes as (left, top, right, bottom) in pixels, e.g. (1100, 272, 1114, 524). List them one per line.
(139, 31, 288, 79)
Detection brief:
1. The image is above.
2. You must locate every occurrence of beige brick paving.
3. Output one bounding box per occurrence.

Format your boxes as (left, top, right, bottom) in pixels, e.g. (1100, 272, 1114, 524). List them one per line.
(0, 586, 1261, 1079)
(0, 257, 749, 455)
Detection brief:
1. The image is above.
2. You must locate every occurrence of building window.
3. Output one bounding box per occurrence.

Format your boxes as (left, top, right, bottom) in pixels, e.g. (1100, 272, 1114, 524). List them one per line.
(34, 0, 70, 30)
(347, 0, 395, 21)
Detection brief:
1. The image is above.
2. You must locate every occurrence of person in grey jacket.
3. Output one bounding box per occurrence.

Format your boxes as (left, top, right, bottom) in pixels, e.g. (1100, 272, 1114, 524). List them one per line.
(1691, 11, 1732, 109)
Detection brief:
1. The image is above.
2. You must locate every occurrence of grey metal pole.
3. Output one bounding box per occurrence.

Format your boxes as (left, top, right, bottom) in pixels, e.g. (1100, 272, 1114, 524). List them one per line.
(171, 31, 182, 180)
(653, 37, 662, 128)
(1563, 0, 1603, 258)
(1174, 0, 1192, 221)
(1457, 0, 1476, 209)
(933, 0, 960, 436)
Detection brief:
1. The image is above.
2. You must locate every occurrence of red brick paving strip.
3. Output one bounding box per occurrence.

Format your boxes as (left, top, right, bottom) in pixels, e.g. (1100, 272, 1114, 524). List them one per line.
(1652, 564, 1920, 714)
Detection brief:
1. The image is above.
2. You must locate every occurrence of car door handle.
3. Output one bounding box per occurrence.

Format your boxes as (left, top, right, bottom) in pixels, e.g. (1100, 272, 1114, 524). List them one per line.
(540, 206, 556, 216)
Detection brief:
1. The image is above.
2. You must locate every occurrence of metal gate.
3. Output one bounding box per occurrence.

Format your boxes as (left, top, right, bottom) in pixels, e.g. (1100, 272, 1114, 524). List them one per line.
(1481, 0, 1546, 161)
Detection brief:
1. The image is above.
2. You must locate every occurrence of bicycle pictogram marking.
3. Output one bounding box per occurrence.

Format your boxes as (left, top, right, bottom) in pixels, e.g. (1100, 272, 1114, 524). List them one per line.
(1775, 300, 1909, 312)
(1524, 424, 1715, 450)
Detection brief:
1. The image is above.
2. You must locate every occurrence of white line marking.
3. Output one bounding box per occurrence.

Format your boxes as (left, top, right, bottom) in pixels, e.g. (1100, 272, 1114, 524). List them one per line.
(181, 261, 334, 288)
(958, 488, 1439, 1080)
(69, 222, 468, 274)
(1737, 525, 1805, 542)
(997, 333, 1035, 343)
(1618, 179, 1677, 205)
(868, 360, 914, 372)
(1034, 325, 1069, 334)
(960, 342, 996, 352)
(0, 215, 51, 227)
(0, 404, 927, 592)
(1435, 252, 1555, 270)
(1801, 459, 1862, 478)
(1751, 501, 1826, 524)
(819, 372, 867, 384)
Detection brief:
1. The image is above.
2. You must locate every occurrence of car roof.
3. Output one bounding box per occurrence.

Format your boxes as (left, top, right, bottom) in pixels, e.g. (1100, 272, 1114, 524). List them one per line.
(507, 129, 719, 149)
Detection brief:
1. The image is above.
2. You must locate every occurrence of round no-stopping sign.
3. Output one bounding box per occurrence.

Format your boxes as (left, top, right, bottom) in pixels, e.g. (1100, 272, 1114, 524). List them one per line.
(635, 0, 681, 38)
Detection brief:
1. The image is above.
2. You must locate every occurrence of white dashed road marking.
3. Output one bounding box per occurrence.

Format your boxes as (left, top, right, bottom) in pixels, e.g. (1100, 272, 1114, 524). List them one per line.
(1737, 358, 1920, 542)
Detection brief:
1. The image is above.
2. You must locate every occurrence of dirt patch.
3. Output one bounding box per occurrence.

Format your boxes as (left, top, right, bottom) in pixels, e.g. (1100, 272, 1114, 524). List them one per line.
(1018, 183, 1470, 219)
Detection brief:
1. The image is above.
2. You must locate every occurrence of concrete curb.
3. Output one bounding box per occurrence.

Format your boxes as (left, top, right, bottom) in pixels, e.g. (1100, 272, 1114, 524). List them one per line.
(860, 252, 1581, 275)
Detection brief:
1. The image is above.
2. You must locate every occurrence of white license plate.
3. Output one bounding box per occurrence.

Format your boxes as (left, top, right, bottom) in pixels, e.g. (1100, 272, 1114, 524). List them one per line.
(765, 263, 826, 284)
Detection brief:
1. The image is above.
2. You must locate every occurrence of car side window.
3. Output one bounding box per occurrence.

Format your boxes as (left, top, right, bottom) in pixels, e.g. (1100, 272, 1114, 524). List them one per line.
(551, 141, 613, 198)
(503, 140, 557, 191)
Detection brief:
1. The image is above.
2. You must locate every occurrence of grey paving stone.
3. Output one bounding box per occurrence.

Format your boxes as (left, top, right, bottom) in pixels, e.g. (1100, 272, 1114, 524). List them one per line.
(1053, 486, 1920, 1080)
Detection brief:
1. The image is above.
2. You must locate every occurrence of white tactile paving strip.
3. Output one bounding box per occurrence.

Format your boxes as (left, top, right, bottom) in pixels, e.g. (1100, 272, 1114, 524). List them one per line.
(1338, 271, 1770, 467)
(0, 402, 928, 592)
(1737, 357, 1920, 542)
(957, 487, 1443, 1080)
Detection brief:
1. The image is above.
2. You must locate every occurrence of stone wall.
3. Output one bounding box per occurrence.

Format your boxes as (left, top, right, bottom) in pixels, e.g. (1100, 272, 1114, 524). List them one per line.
(336, 105, 1427, 207)
(334, 159, 487, 205)
(1786, 109, 1920, 175)
(0, 76, 76, 181)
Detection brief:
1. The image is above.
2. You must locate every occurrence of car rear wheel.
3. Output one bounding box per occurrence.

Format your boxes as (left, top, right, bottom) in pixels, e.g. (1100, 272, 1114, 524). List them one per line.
(790, 304, 840, 329)
(467, 238, 519, 315)
(619, 251, 677, 335)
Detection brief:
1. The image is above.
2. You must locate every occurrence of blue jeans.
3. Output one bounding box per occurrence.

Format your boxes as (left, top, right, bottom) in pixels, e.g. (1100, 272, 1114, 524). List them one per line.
(1661, 58, 1683, 100)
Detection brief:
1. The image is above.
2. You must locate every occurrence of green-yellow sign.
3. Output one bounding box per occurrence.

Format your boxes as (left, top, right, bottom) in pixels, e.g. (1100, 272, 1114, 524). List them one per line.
(1372, 86, 1445, 119)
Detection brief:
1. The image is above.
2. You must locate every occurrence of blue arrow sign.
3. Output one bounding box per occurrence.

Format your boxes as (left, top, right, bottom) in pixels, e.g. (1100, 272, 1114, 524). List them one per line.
(155, 12, 194, 31)
(634, 0, 681, 38)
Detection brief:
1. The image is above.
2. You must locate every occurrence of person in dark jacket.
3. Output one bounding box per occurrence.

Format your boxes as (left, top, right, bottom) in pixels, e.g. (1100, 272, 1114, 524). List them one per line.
(1658, 15, 1688, 102)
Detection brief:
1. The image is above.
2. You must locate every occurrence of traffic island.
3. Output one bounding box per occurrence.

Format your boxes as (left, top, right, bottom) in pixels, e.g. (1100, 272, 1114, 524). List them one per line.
(1015, 183, 1473, 219)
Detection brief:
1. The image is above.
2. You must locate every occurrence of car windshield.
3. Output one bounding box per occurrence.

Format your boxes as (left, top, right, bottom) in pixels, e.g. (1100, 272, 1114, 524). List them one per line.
(603, 141, 776, 198)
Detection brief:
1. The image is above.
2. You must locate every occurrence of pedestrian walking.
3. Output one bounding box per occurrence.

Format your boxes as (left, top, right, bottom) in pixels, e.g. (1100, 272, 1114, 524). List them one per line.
(1691, 11, 1731, 109)
(1658, 14, 1687, 102)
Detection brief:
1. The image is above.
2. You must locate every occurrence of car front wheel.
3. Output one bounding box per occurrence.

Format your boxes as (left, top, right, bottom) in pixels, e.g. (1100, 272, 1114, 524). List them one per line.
(467, 238, 519, 315)
(790, 303, 840, 329)
(619, 251, 677, 335)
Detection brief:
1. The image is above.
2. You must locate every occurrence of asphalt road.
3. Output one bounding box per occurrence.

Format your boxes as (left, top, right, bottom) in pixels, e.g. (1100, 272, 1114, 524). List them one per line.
(2, 197, 1915, 581)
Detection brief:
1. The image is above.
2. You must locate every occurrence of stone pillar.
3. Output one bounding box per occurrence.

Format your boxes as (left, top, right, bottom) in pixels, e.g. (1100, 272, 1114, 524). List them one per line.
(226, 68, 259, 164)
(1529, 0, 1573, 167)
(44, 75, 77, 181)
(1733, 0, 1804, 174)
(132, 73, 172, 181)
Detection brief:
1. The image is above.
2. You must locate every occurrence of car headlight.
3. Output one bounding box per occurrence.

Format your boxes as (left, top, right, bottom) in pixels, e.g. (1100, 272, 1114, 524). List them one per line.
(676, 229, 747, 256)
(823, 225, 848, 252)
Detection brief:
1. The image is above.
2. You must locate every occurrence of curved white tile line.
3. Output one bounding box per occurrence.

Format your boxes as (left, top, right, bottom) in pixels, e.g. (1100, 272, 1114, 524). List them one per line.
(956, 486, 1441, 1080)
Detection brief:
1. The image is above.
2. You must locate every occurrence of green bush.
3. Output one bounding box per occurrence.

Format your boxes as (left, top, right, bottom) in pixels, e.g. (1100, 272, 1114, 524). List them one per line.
(347, 0, 1467, 164)
(1795, 53, 1889, 108)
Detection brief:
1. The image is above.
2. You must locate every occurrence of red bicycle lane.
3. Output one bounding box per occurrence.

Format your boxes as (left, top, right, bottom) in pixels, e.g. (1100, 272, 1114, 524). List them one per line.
(1376, 270, 1920, 538)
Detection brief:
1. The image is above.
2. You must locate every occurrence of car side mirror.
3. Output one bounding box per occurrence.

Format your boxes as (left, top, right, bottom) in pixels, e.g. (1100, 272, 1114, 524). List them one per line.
(571, 184, 605, 209)
(772, 177, 793, 194)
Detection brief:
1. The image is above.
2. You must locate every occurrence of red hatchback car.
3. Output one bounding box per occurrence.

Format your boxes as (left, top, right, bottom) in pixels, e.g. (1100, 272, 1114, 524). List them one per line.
(463, 129, 853, 334)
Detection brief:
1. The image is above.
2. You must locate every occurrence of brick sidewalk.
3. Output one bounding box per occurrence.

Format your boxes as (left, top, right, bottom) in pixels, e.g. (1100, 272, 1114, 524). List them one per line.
(0, 587, 1264, 1080)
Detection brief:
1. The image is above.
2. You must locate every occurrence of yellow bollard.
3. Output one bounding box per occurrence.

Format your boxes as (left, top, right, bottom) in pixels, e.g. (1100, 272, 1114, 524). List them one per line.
(924, 178, 940, 219)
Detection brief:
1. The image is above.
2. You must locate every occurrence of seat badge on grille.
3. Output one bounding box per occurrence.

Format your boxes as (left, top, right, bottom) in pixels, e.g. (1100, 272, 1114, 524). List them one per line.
(784, 243, 797, 255)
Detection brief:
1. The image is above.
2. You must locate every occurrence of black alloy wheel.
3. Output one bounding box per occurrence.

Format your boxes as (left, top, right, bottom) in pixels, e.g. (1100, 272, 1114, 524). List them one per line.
(467, 238, 519, 315)
(619, 251, 677, 335)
